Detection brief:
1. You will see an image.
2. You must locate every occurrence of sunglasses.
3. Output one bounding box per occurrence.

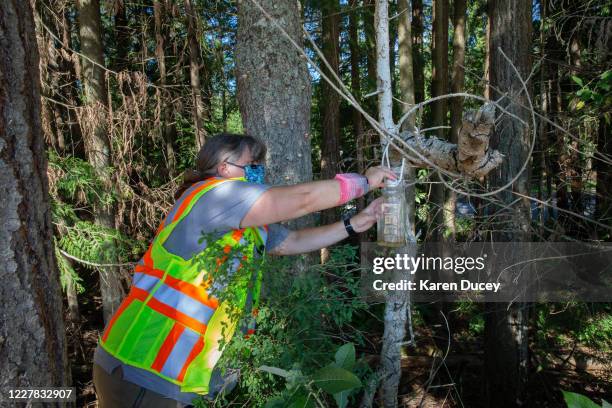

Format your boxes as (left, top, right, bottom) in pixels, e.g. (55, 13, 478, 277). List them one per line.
(226, 161, 261, 170)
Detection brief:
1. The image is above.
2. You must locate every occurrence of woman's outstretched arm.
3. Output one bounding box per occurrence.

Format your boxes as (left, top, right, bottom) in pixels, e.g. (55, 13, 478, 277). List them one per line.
(240, 167, 395, 228)
(266, 198, 383, 256)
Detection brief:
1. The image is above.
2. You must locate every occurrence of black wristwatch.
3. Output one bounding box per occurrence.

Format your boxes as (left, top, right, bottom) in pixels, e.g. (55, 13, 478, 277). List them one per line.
(343, 216, 358, 238)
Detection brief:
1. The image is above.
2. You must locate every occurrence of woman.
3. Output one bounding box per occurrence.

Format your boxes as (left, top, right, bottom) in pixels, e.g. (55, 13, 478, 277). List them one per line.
(93, 133, 395, 407)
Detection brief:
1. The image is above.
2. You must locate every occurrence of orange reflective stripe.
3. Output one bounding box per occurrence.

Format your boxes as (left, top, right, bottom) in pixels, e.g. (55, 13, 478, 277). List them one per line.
(143, 246, 154, 268)
(102, 296, 134, 342)
(134, 264, 165, 279)
(147, 297, 208, 334)
(135, 264, 219, 310)
(151, 323, 185, 372)
(164, 274, 219, 310)
(172, 178, 224, 223)
(102, 286, 150, 342)
(177, 337, 205, 382)
(232, 229, 244, 242)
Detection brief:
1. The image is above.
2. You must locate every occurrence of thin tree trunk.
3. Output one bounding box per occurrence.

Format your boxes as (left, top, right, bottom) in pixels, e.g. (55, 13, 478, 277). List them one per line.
(154, 0, 176, 176)
(320, 0, 342, 262)
(398, 0, 416, 236)
(412, 0, 425, 104)
(484, 1, 532, 406)
(349, 0, 366, 212)
(0, 0, 69, 395)
(447, 0, 467, 242)
(364, 0, 377, 95)
(76, 0, 125, 323)
(184, 0, 206, 149)
(113, 0, 129, 71)
(375, 3, 407, 406)
(431, 0, 451, 242)
(235, 0, 313, 230)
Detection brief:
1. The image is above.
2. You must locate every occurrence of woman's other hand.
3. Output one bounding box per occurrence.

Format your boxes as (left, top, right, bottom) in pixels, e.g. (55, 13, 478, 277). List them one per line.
(350, 197, 384, 233)
(365, 166, 398, 189)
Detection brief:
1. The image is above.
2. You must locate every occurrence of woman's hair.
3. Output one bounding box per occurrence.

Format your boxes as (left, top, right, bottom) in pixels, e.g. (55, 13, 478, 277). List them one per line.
(174, 133, 267, 199)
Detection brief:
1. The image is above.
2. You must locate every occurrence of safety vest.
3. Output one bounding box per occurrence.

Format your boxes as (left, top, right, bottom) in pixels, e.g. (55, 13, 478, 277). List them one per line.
(98, 177, 267, 395)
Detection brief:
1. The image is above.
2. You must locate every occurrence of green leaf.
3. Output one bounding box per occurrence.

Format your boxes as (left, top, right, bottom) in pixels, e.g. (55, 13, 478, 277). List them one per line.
(572, 75, 584, 87)
(334, 343, 356, 371)
(259, 365, 291, 378)
(333, 390, 350, 408)
(562, 391, 600, 408)
(311, 365, 361, 394)
(264, 396, 286, 408)
(287, 392, 315, 408)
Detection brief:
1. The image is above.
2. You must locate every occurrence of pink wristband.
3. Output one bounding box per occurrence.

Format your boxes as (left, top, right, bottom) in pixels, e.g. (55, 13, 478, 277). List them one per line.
(334, 173, 369, 205)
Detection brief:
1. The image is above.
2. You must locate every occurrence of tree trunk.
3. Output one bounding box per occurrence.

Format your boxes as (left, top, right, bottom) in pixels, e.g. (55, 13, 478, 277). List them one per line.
(76, 0, 125, 323)
(431, 0, 451, 242)
(235, 0, 313, 230)
(411, 0, 425, 104)
(154, 0, 176, 176)
(349, 0, 366, 212)
(446, 0, 467, 242)
(0, 0, 69, 397)
(484, 0, 532, 406)
(364, 0, 378, 98)
(184, 0, 207, 150)
(398, 0, 416, 237)
(113, 0, 129, 72)
(320, 0, 342, 262)
(375, 3, 408, 406)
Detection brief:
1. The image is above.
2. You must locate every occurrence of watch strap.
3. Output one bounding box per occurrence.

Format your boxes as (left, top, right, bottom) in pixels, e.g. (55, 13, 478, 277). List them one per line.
(343, 217, 358, 237)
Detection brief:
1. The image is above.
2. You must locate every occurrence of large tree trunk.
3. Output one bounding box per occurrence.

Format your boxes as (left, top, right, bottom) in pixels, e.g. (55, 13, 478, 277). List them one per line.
(0, 0, 69, 397)
(154, 0, 176, 176)
(235, 0, 313, 230)
(184, 0, 207, 150)
(484, 0, 532, 406)
(76, 0, 125, 323)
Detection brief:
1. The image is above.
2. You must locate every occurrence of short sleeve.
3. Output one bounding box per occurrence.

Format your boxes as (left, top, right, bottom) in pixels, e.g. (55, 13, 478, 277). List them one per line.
(162, 180, 271, 259)
(196, 180, 271, 231)
(266, 223, 291, 252)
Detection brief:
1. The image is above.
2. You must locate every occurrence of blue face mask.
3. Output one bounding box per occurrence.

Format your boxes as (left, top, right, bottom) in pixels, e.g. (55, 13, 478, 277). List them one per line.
(226, 161, 266, 184)
(244, 164, 266, 184)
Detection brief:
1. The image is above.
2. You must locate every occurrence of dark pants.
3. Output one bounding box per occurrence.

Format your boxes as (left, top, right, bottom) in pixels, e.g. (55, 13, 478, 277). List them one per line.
(93, 364, 192, 408)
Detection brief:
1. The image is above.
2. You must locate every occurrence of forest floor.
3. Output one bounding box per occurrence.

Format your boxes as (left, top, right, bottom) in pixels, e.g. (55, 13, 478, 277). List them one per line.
(68, 274, 611, 407)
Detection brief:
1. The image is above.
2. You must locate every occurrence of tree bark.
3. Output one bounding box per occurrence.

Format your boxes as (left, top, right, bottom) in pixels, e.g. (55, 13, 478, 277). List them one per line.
(398, 0, 416, 238)
(113, 0, 130, 72)
(375, 3, 407, 406)
(484, 0, 532, 406)
(411, 0, 425, 104)
(154, 0, 176, 176)
(349, 0, 366, 212)
(320, 0, 342, 234)
(431, 0, 451, 241)
(446, 0, 467, 242)
(76, 0, 125, 323)
(0, 0, 69, 398)
(235, 0, 313, 230)
(184, 0, 207, 150)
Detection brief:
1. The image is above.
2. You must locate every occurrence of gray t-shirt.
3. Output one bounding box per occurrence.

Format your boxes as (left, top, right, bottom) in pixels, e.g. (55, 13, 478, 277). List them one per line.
(163, 179, 290, 259)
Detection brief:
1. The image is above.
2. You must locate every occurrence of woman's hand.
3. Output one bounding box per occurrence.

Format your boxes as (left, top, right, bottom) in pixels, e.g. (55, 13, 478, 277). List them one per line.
(350, 197, 384, 233)
(365, 166, 398, 189)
